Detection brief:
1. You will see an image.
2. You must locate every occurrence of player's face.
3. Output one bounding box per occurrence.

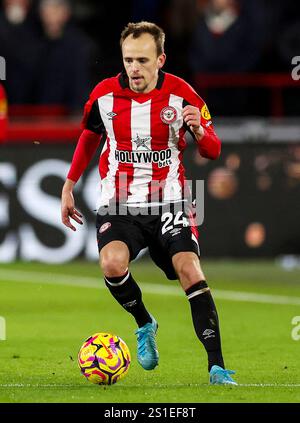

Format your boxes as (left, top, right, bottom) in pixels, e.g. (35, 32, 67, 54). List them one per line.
(122, 33, 166, 93)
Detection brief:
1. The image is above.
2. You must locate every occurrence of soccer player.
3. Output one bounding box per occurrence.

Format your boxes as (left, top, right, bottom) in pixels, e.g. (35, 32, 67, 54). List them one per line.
(61, 21, 237, 385)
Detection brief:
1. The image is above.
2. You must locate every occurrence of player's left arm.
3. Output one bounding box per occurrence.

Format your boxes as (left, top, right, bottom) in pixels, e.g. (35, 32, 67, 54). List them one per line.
(182, 92, 221, 160)
(182, 104, 204, 139)
(182, 103, 221, 160)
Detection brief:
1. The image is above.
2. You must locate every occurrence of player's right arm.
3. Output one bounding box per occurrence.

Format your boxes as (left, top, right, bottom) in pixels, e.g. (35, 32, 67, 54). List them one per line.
(61, 178, 82, 231)
(61, 84, 106, 231)
(61, 129, 101, 231)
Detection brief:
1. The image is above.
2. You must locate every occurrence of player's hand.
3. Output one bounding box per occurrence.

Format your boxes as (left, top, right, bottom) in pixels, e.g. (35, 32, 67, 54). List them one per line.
(182, 105, 204, 139)
(61, 185, 83, 232)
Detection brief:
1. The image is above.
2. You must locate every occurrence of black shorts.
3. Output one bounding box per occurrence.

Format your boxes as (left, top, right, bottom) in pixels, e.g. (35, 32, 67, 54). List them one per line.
(96, 202, 200, 280)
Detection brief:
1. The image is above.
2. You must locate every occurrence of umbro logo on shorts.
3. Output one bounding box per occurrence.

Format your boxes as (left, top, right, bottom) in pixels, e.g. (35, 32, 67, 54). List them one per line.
(99, 222, 112, 233)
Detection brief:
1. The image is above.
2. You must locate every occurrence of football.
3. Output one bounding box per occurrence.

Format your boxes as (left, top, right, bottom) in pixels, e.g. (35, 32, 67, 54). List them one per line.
(78, 332, 131, 385)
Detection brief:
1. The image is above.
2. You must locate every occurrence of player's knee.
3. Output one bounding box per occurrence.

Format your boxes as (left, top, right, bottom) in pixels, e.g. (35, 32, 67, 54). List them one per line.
(176, 258, 203, 287)
(100, 254, 128, 277)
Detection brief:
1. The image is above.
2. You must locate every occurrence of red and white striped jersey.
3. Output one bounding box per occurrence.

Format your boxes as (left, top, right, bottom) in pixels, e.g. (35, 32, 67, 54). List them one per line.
(79, 71, 221, 207)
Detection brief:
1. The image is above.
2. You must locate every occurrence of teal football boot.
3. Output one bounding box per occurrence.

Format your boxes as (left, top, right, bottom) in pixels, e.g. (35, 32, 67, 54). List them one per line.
(135, 315, 159, 370)
(209, 365, 237, 385)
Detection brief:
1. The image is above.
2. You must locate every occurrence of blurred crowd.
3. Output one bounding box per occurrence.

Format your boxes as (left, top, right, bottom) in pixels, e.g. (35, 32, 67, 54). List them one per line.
(0, 0, 96, 111)
(0, 0, 299, 114)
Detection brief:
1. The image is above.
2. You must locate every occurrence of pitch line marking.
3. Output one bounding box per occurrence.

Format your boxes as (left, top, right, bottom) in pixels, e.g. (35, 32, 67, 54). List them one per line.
(0, 383, 300, 388)
(1, 268, 300, 306)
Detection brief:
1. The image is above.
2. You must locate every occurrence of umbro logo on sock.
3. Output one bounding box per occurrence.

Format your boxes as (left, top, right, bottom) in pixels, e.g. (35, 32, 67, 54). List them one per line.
(203, 329, 215, 339)
(123, 300, 137, 309)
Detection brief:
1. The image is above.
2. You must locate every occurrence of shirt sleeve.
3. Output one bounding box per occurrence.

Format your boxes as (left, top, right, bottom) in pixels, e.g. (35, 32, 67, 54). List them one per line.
(81, 98, 105, 135)
(67, 129, 102, 183)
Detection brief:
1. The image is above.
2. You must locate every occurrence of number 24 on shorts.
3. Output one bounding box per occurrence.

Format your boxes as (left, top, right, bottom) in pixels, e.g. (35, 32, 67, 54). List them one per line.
(161, 211, 189, 235)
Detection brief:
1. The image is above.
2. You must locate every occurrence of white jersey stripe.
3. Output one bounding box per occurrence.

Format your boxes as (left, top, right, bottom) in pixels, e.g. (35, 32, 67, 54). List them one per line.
(163, 94, 184, 202)
(128, 99, 152, 203)
(97, 93, 117, 207)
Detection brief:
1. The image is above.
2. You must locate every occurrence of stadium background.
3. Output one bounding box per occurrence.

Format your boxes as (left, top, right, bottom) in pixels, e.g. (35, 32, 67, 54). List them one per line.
(0, 0, 300, 404)
(1, 0, 300, 262)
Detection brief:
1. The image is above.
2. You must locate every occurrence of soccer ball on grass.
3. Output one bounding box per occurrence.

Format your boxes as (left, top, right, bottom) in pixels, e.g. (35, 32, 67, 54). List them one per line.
(78, 332, 131, 385)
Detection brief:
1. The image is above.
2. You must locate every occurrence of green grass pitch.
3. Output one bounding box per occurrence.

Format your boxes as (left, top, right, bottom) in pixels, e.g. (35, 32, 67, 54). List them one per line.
(1, 259, 300, 403)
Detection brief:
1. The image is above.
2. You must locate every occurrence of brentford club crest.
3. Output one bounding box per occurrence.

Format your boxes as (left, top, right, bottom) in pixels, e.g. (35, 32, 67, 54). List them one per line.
(160, 106, 177, 124)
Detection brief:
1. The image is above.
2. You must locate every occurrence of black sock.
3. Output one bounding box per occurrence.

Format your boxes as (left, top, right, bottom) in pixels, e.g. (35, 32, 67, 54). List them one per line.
(186, 281, 225, 371)
(104, 271, 152, 328)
